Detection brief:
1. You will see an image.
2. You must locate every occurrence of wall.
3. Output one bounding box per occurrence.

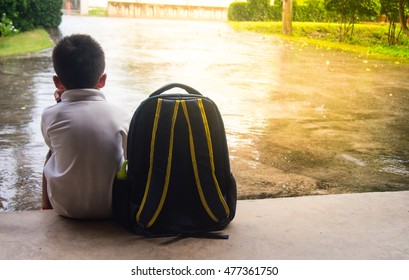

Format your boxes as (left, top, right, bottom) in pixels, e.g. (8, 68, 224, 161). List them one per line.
(90, 0, 236, 8)
(107, 1, 229, 20)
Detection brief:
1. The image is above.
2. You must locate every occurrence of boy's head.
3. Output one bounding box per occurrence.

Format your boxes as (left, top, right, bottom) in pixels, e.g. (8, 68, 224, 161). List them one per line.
(52, 34, 105, 90)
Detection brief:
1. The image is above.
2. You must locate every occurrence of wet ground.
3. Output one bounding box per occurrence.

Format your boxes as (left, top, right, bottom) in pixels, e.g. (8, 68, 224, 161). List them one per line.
(1, 16, 408, 211)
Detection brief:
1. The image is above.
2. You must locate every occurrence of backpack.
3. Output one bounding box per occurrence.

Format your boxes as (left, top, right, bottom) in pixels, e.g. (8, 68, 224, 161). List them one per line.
(113, 83, 237, 238)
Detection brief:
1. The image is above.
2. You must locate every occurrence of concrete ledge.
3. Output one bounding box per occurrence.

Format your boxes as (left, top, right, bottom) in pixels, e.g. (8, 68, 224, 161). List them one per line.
(1, 191, 408, 260)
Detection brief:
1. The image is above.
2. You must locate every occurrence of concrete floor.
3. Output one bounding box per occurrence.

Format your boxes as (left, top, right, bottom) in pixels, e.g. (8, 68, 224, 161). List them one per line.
(1, 191, 408, 260)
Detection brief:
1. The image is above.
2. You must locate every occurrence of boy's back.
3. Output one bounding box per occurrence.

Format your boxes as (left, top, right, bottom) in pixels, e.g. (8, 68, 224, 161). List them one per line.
(42, 89, 128, 218)
(41, 34, 129, 219)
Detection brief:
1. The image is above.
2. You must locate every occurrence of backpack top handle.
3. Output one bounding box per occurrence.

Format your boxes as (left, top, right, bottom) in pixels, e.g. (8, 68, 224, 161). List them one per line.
(149, 83, 203, 97)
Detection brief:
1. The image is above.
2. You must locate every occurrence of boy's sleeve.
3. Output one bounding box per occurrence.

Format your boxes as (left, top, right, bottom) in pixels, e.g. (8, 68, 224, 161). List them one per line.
(120, 110, 130, 160)
(121, 129, 128, 160)
(40, 111, 52, 149)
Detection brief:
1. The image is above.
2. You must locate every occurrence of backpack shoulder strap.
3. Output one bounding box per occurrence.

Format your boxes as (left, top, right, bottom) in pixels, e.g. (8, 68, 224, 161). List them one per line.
(182, 98, 230, 222)
(136, 98, 180, 228)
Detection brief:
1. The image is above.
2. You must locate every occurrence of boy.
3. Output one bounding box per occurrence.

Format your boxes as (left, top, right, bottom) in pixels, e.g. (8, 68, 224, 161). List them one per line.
(41, 34, 129, 219)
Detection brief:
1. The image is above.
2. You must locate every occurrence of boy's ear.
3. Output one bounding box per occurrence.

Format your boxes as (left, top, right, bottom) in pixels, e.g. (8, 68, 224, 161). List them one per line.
(53, 75, 65, 90)
(96, 73, 107, 89)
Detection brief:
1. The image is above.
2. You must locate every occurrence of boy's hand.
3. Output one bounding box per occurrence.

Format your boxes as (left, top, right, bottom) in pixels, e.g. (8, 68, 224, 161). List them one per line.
(54, 89, 64, 103)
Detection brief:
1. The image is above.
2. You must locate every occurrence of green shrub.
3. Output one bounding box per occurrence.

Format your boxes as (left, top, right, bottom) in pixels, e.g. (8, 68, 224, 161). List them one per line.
(30, 0, 63, 28)
(247, 0, 273, 21)
(0, 13, 19, 37)
(228, 2, 250, 21)
(0, 0, 62, 33)
(89, 7, 108, 17)
(228, 0, 279, 21)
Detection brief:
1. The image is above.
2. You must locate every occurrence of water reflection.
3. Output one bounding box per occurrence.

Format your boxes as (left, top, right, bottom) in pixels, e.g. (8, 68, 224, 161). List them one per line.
(0, 15, 408, 210)
(0, 53, 53, 210)
(240, 45, 409, 197)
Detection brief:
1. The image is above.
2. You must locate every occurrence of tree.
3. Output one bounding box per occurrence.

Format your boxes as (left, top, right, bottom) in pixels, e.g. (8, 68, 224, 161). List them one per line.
(381, 0, 401, 45)
(282, 0, 293, 35)
(399, 0, 409, 36)
(380, 0, 409, 44)
(324, 0, 380, 41)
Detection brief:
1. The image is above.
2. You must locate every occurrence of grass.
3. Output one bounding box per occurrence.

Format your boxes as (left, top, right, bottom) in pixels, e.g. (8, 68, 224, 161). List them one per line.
(0, 29, 53, 57)
(89, 8, 108, 17)
(229, 21, 409, 60)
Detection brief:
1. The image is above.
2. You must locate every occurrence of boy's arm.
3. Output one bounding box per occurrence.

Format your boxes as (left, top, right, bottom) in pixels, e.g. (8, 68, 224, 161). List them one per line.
(41, 88, 63, 210)
(41, 149, 53, 210)
(42, 171, 53, 210)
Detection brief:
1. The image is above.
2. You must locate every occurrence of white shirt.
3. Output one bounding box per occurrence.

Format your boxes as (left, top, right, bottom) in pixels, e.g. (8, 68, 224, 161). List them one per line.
(41, 89, 129, 219)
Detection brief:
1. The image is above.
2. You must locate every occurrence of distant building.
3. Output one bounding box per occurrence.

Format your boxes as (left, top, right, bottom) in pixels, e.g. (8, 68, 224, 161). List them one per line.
(88, 0, 237, 8)
(64, 0, 274, 16)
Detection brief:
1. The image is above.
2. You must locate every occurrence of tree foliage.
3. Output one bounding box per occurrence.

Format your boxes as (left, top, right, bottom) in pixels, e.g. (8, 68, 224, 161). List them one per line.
(227, 0, 409, 45)
(398, 0, 409, 36)
(379, 0, 409, 44)
(381, 0, 402, 45)
(324, 0, 380, 41)
(0, 0, 62, 36)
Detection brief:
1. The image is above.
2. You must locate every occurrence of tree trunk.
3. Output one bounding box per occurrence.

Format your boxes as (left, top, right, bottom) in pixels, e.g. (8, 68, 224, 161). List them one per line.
(399, 0, 409, 36)
(282, 0, 293, 35)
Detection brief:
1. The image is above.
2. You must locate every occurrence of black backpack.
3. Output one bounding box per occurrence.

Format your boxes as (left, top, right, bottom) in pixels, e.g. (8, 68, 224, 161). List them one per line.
(113, 83, 237, 238)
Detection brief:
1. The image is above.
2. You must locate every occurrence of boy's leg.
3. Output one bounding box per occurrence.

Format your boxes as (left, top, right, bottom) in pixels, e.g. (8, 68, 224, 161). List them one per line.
(42, 150, 53, 210)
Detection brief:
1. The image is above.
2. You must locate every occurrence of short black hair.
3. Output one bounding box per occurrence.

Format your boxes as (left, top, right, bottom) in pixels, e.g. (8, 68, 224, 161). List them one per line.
(52, 34, 105, 89)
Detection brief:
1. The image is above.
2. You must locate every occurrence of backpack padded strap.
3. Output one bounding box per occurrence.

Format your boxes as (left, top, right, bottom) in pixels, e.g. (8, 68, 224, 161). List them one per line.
(183, 99, 230, 221)
(136, 99, 180, 227)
